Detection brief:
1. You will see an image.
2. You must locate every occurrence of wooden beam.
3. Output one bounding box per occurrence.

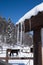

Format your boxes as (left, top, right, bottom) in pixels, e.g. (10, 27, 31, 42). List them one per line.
(33, 29, 42, 65)
(24, 19, 30, 32)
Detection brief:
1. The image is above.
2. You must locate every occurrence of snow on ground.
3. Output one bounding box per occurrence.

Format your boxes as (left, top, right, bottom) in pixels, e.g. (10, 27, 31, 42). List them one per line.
(0, 44, 33, 65)
(8, 59, 33, 65)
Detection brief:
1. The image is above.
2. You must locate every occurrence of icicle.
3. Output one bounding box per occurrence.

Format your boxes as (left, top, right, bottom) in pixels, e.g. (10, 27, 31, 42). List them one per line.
(17, 25, 19, 44)
(20, 23, 22, 45)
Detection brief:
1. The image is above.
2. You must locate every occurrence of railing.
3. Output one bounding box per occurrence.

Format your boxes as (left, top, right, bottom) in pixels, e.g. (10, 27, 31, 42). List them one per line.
(0, 49, 34, 65)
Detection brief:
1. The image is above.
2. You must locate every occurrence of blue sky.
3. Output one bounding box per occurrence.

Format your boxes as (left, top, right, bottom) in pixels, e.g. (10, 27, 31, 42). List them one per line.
(0, 0, 43, 24)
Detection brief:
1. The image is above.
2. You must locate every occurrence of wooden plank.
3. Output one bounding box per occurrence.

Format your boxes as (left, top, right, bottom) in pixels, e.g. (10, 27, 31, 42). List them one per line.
(0, 57, 6, 59)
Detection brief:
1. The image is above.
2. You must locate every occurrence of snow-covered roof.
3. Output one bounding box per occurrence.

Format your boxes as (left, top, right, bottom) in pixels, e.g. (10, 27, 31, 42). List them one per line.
(16, 2, 43, 24)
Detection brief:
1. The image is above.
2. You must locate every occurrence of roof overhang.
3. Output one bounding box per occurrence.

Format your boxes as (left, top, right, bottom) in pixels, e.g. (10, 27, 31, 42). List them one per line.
(24, 11, 43, 32)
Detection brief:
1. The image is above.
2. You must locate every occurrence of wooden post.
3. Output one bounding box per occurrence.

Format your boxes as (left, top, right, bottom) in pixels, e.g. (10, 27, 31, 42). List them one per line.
(33, 29, 42, 65)
(6, 49, 9, 62)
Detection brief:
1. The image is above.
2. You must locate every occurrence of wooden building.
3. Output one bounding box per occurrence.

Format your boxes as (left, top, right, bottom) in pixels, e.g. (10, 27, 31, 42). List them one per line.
(16, 3, 43, 65)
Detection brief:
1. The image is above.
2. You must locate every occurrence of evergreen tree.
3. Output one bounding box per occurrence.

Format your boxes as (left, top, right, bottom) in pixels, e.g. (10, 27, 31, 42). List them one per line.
(6, 18, 17, 45)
